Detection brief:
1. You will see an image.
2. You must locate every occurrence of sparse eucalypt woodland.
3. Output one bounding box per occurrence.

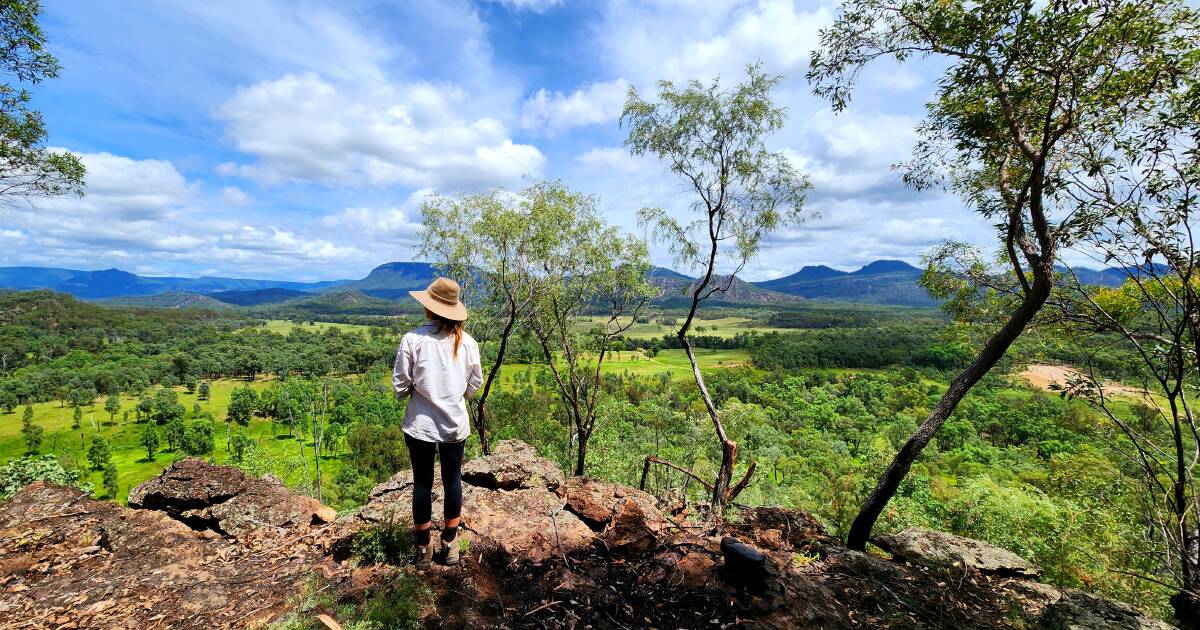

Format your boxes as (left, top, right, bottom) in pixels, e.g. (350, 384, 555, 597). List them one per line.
(622, 63, 811, 512)
(808, 0, 1200, 579)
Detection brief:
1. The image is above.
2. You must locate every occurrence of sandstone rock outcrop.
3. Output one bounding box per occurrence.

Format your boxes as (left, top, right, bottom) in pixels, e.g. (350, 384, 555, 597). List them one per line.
(460, 439, 565, 491)
(873, 527, 1041, 577)
(0, 440, 1179, 629)
(128, 457, 337, 536)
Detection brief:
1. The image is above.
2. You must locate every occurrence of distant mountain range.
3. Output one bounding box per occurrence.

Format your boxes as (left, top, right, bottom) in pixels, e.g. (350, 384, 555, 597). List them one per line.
(0, 259, 1131, 309)
(0, 266, 350, 299)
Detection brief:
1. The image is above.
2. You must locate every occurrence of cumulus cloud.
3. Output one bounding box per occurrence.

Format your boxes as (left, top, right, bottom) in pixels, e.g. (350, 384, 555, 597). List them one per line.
(219, 186, 252, 206)
(521, 79, 630, 136)
(598, 0, 832, 85)
(0, 150, 405, 279)
(215, 73, 544, 191)
(320, 189, 432, 248)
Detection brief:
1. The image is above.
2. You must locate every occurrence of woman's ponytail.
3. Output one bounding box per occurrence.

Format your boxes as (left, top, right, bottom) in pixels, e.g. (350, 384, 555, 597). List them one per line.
(433, 314, 465, 357)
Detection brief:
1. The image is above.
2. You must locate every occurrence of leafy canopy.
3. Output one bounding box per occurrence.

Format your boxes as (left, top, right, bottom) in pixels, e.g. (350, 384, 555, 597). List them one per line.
(623, 63, 810, 277)
(0, 0, 84, 206)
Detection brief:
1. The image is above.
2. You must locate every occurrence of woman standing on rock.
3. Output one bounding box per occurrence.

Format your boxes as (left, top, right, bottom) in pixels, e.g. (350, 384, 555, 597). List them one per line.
(393, 277, 483, 568)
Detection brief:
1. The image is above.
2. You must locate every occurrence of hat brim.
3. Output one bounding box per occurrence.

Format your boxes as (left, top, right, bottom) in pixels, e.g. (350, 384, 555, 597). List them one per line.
(409, 290, 468, 321)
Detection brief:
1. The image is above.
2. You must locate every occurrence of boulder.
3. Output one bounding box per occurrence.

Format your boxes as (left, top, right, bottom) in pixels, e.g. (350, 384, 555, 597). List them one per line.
(461, 484, 595, 563)
(873, 527, 1040, 577)
(557, 476, 660, 530)
(128, 458, 336, 536)
(1037, 589, 1176, 630)
(333, 442, 596, 564)
(461, 440, 564, 491)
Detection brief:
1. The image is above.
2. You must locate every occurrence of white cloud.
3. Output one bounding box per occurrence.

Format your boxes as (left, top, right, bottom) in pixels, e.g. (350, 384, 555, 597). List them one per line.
(219, 186, 252, 206)
(0, 150, 408, 279)
(575, 147, 644, 173)
(41, 150, 192, 221)
(215, 73, 544, 191)
(486, 0, 562, 12)
(598, 0, 832, 86)
(521, 79, 630, 136)
(320, 189, 432, 248)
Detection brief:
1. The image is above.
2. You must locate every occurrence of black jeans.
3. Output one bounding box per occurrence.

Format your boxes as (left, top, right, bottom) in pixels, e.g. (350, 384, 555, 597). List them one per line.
(404, 433, 465, 525)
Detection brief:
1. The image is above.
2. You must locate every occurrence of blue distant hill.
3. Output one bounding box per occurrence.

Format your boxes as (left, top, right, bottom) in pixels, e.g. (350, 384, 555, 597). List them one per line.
(0, 266, 350, 299)
(754, 260, 933, 306)
(0, 259, 1132, 306)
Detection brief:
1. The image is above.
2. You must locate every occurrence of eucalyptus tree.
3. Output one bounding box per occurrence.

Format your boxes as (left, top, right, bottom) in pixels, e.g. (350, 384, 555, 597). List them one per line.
(422, 187, 546, 455)
(809, 0, 1200, 551)
(522, 181, 657, 475)
(623, 64, 810, 510)
(0, 0, 84, 207)
(1048, 76, 1200, 625)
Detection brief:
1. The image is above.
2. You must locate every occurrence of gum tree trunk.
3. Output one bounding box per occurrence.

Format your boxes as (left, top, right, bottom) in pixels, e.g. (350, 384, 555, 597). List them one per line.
(846, 267, 1052, 550)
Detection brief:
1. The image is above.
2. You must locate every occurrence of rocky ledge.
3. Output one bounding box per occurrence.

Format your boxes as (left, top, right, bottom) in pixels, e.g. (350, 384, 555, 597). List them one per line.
(0, 440, 1176, 629)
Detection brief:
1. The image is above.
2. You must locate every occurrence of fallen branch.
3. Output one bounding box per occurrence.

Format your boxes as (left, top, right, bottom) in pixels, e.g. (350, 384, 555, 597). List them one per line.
(523, 600, 562, 617)
(639, 455, 713, 494)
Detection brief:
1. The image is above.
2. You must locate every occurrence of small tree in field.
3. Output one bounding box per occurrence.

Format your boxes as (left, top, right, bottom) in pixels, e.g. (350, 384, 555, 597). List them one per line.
(422, 187, 547, 455)
(809, 0, 1200, 552)
(86, 435, 111, 471)
(227, 386, 257, 427)
(141, 423, 159, 461)
(198, 380, 210, 401)
(623, 63, 810, 511)
(20, 405, 41, 454)
(104, 394, 119, 424)
(102, 463, 118, 499)
(522, 181, 657, 475)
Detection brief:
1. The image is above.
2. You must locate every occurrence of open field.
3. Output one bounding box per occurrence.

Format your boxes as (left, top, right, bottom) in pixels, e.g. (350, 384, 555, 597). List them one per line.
(250, 319, 376, 334)
(575, 315, 791, 340)
(496, 347, 754, 386)
(0, 378, 342, 503)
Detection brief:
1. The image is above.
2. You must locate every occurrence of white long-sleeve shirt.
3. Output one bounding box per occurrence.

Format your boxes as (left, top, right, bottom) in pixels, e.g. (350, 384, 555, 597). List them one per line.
(392, 322, 483, 443)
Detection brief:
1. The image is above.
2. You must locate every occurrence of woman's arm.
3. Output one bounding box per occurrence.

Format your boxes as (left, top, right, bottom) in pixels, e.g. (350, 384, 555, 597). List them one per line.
(392, 336, 414, 401)
(465, 341, 483, 399)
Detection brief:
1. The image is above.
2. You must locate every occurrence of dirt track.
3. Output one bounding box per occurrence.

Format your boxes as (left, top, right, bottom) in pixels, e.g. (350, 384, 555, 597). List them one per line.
(1018, 363, 1148, 399)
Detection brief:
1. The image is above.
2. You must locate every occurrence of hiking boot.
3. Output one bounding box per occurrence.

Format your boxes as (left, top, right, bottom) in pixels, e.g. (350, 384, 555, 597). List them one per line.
(414, 541, 434, 569)
(437, 532, 460, 566)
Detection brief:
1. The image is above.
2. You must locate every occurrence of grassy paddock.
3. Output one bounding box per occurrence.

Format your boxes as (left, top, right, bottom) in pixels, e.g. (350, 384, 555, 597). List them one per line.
(0, 377, 343, 503)
(250, 319, 375, 334)
(575, 315, 791, 340)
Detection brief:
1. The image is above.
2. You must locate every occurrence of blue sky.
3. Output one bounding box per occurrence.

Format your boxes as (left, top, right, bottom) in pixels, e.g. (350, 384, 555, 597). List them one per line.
(0, 0, 999, 282)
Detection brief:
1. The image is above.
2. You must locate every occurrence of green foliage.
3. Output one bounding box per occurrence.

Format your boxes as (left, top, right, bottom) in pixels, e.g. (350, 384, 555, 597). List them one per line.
(181, 419, 215, 455)
(20, 404, 41, 453)
(103, 394, 119, 421)
(227, 385, 257, 426)
(162, 418, 185, 452)
(102, 462, 118, 499)
(0, 455, 91, 500)
(269, 572, 429, 630)
(140, 423, 159, 461)
(0, 0, 86, 205)
(86, 435, 111, 471)
(229, 431, 254, 464)
(351, 511, 412, 565)
(623, 62, 810, 273)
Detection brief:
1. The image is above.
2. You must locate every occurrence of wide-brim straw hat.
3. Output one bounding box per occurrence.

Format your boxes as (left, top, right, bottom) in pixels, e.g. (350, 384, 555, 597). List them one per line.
(410, 276, 468, 321)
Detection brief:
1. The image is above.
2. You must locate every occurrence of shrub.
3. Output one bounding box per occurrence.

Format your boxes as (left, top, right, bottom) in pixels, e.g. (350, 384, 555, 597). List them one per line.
(351, 511, 412, 565)
(0, 455, 92, 500)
